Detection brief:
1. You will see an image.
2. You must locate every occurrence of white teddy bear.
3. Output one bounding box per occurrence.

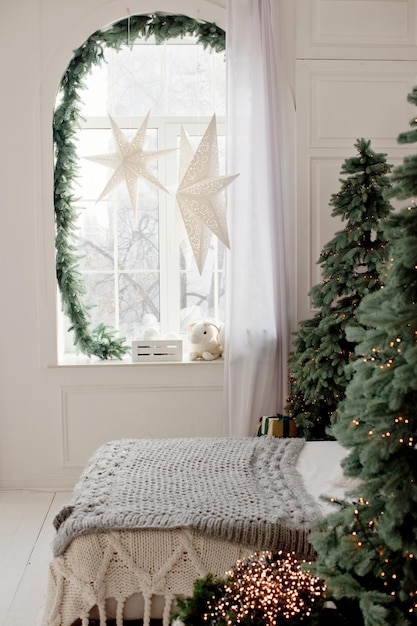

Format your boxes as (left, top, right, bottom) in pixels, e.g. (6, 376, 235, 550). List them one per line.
(188, 320, 224, 361)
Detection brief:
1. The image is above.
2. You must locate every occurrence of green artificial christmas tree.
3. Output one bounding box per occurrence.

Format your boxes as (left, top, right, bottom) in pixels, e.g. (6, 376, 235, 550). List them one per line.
(309, 88, 417, 626)
(286, 139, 393, 439)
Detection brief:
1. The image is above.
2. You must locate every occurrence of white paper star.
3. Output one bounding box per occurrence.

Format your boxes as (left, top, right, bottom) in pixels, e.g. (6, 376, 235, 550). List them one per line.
(176, 115, 239, 273)
(85, 111, 175, 215)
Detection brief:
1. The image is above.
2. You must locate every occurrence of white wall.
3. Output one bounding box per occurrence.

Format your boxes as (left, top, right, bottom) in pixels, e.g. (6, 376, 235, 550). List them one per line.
(1, 0, 415, 489)
(295, 0, 417, 321)
(0, 0, 228, 490)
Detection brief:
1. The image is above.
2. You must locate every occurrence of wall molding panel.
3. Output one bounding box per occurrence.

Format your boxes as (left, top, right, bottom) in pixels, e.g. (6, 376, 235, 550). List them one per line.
(61, 384, 224, 468)
(296, 54, 417, 322)
(311, 71, 417, 148)
(297, 0, 417, 60)
(297, 60, 417, 149)
(297, 156, 344, 317)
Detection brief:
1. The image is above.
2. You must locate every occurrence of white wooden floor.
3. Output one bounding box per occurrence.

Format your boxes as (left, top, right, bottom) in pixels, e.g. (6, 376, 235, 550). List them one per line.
(0, 490, 71, 626)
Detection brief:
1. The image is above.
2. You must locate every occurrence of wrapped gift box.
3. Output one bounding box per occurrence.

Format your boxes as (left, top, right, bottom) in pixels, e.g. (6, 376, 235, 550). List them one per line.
(256, 414, 298, 438)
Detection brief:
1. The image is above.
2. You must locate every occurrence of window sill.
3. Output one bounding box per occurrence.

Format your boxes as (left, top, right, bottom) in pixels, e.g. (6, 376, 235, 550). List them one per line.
(56, 353, 225, 367)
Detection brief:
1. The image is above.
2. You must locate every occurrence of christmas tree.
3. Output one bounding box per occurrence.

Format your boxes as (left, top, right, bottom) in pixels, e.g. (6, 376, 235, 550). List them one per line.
(286, 139, 393, 439)
(309, 88, 417, 626)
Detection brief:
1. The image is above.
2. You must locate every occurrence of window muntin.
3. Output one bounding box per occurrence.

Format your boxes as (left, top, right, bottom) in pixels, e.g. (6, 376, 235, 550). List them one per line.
(60, 35, 226, 354)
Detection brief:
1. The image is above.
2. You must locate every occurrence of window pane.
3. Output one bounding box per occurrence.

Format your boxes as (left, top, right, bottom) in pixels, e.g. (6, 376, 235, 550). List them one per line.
(179, 240, 226, 332)
(77, 202, 114, 272)
(76, 129, 115, 199)
(117, 206, 159, 271)
(112, 45, 165, 116)
(166, 45, 213, 115)
(82, 274, 116, 328)
(119, 272, 160, 338)
(214, 53, 226, 114)
(78, 65, 110, 116)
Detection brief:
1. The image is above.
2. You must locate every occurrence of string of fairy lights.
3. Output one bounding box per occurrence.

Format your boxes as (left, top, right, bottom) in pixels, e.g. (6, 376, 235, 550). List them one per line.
(328, 494, 417, 614)
(203, 551, 326, 625)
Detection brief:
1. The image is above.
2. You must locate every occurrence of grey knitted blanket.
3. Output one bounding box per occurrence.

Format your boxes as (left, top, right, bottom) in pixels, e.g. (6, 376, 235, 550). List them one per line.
(52, 437, 321, 558)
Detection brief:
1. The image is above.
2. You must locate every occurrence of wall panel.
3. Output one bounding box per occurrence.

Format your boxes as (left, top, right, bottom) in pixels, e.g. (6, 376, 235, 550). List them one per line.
(61, 384, 223, 468)
(313, 0, 412, 45)
(296, 156, 343, 317)
(296, 58, 417, 322)
(297, 0, 417, 60)
(311, 70, 415, 148)
(0, 0, 227, 491)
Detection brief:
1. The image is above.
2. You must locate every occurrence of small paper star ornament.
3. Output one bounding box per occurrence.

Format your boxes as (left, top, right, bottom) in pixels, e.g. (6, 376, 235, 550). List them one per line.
(85, 111, 176, 215)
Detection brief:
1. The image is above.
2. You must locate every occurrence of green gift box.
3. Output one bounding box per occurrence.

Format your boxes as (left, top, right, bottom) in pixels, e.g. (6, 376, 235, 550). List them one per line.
(256, 414, 298, 438)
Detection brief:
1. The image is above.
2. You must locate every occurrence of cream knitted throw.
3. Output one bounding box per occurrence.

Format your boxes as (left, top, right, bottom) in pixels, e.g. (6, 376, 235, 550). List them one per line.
(53, 436, 320, 558)
(43, 528, 272, 626)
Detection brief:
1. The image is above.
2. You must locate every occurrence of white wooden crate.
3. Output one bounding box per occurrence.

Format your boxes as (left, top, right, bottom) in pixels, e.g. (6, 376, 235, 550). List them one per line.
(131, 340, 183, 362)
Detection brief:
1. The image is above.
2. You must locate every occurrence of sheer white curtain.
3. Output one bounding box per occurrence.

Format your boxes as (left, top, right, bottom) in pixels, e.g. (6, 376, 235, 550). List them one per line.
(223, 0, 292, 436)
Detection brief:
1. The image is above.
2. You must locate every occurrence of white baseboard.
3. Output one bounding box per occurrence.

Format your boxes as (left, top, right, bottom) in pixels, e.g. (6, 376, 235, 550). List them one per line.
(0, 476, 75, 491)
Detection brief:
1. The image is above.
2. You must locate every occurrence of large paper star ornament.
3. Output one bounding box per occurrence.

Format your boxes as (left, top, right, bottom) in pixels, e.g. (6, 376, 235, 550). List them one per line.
(85, 111, 175, 215)
(176, 115, 239, 273)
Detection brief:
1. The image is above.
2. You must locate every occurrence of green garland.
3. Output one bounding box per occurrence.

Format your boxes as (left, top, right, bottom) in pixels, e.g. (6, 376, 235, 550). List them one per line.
(54, 14, 226, 359)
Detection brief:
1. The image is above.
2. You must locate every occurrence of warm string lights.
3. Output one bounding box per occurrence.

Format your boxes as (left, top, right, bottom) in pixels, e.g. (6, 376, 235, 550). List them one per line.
(348, 497, 417, 615)
(323, 493, 417, 618)
(203, 551, 326, 626)
(350, 497, 379, 551)
(351, 413, 414, 448)
(361, 333, 414, 374)
(350, 498, 398, 598)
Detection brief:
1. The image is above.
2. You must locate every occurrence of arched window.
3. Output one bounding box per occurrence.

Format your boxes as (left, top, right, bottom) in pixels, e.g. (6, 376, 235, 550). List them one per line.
(54, 14, 226, 361)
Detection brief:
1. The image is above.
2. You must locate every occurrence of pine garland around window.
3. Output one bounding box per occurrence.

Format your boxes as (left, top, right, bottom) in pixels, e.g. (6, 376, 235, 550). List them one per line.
(54, 13, 226, 359)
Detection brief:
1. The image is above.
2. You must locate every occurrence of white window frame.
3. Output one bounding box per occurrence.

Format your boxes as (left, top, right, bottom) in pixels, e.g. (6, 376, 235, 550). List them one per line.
(56, 34, 227, 361)
(59, 115, 227, 357)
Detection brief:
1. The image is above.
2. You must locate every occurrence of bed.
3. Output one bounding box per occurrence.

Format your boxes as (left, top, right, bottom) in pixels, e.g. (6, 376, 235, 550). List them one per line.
(42, 437, 353, 626)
